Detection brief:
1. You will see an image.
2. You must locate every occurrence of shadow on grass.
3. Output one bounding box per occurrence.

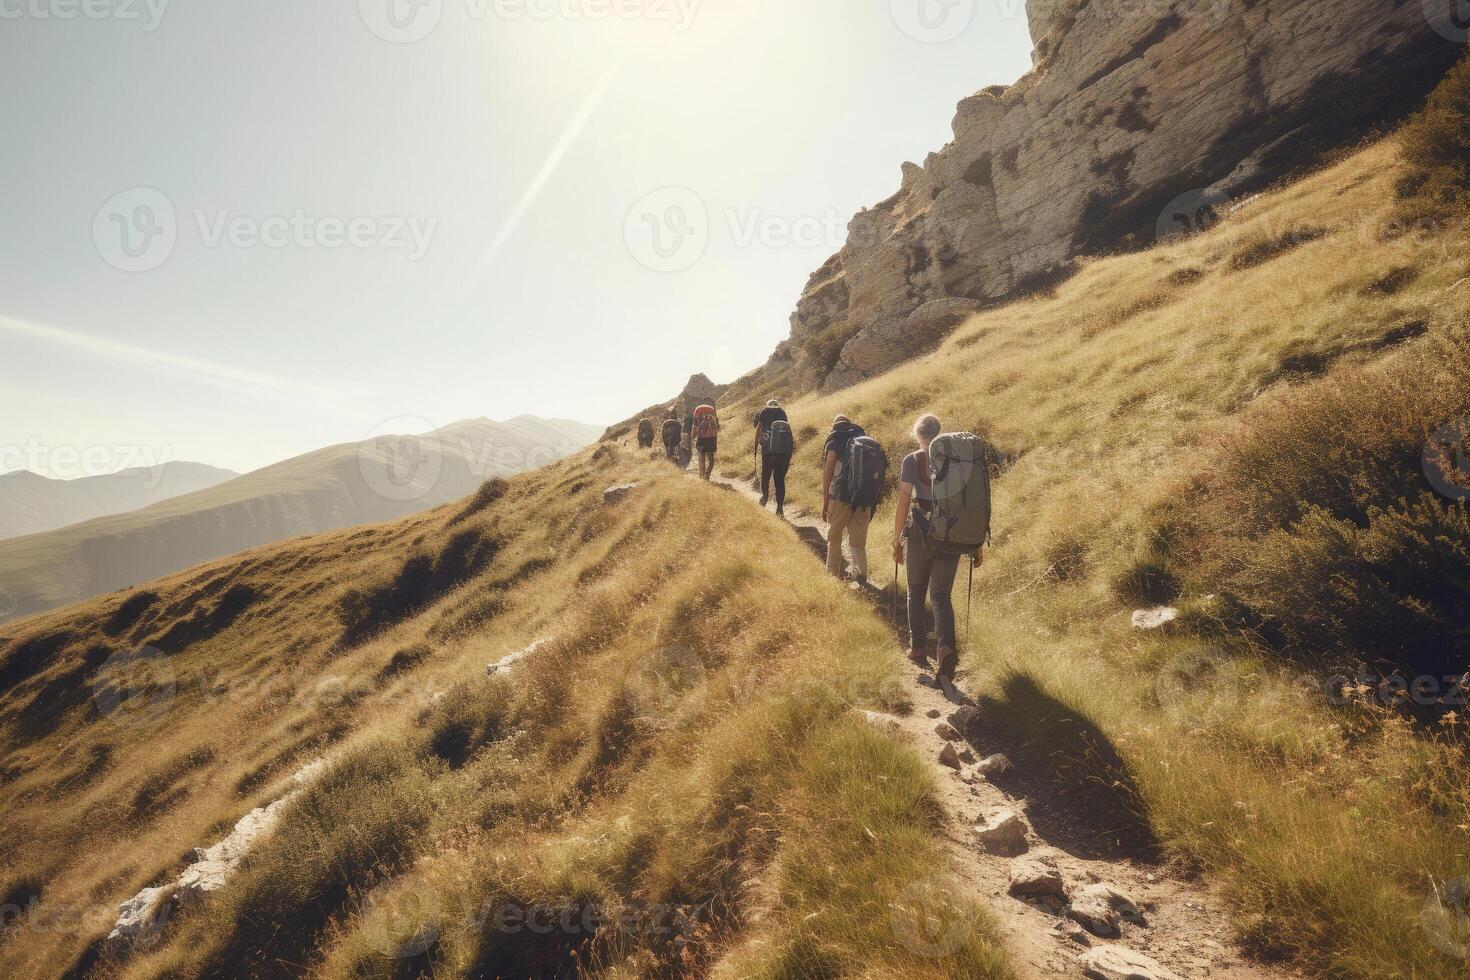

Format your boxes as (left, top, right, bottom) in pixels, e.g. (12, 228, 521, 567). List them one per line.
(968, 672, 1161, 863)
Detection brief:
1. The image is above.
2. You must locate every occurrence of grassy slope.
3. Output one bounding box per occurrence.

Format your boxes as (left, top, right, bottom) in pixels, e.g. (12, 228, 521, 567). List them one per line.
(710, 137, 1470, 978)
(0, 451, 1012, 979)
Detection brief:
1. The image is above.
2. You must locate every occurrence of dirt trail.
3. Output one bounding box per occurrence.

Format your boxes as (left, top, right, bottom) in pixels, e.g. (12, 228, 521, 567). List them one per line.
(698, 466, 1295, 980)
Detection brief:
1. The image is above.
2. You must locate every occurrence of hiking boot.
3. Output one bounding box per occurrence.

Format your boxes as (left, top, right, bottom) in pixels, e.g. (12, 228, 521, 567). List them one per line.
(759, 493, 769, 507)
(936, 648, 958, 683)
(906, 648, 931, 667)
(775, 505, 784, 518)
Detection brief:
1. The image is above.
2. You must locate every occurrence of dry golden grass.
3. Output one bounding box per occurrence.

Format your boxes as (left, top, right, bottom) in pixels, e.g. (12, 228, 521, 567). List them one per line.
(0, 451, 1012, 978)
(711, 136, 1470, 977)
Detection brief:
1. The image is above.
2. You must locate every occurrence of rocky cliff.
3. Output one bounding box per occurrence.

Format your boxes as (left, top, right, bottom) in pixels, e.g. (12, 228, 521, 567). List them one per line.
(780, 0, 1467, 390)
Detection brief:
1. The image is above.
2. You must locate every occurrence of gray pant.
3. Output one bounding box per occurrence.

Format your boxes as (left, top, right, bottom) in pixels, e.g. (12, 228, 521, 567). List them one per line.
(905, 530, 961, 652)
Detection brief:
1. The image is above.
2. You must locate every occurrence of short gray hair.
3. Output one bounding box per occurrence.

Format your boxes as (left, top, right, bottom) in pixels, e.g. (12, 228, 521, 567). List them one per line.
(914, 414, 942, 441)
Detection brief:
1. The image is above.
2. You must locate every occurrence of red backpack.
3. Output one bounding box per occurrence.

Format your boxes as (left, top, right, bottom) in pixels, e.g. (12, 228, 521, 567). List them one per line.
(694, 405, 720, 440)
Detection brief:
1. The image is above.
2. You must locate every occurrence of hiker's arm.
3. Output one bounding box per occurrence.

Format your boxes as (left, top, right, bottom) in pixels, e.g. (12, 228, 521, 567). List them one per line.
(821, 450, 837, 519)
(892, 481, 912, 565)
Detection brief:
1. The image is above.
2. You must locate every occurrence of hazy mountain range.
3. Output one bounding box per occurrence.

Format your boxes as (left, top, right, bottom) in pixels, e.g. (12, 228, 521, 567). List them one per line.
(0, 462, 239, 541)
(0, 415, 600, 623)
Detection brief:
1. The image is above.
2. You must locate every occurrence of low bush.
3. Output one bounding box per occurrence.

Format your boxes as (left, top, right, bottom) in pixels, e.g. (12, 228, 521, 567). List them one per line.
(1176, 325, 1470, 677)
(1396, 53, 1470, 224)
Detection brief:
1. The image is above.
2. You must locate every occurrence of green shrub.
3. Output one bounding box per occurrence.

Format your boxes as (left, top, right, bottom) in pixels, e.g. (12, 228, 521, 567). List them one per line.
(1396, 53, 1470, 223)
(1176, 326, 1470, 676)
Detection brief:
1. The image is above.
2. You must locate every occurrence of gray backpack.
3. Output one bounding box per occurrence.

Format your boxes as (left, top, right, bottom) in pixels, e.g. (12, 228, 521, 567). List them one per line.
(928, 433, 991, 554)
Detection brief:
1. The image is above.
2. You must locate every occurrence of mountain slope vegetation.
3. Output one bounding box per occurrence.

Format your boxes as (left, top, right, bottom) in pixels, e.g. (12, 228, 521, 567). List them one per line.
(0, 452, 1010, 979)
(703, 132, 1470, 977)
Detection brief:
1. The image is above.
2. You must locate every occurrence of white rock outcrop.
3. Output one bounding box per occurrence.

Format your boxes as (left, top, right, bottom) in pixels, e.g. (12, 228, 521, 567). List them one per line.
(105, 759, 326, 956)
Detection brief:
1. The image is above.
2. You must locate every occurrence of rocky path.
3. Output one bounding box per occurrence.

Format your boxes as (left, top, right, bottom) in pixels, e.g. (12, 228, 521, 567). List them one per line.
(703, 468, 1295, 980)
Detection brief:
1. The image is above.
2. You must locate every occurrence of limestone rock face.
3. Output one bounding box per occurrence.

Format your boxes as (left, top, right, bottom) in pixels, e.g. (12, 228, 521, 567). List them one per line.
(785, 0, 1463, 389)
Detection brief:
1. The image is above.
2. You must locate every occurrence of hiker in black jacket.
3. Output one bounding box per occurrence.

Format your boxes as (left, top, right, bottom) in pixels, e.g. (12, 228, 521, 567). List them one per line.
(821, 414, 874, 584)
(660, 411, 682, 462)
(753, 399, 792, 516)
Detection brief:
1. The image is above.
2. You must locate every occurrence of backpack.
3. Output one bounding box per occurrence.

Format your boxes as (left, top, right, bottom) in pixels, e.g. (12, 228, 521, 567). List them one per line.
(834, 436, 887, 509)
(927, 433, 991, 554)
(694, 405, 720, 440)
(661, 419, 681, 444)
(764, 419, 795, 456)
(637, 420, 654, 442)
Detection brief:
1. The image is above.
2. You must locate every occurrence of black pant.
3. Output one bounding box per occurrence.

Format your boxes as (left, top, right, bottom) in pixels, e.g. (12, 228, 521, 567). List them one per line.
(760, 453, 791, 507)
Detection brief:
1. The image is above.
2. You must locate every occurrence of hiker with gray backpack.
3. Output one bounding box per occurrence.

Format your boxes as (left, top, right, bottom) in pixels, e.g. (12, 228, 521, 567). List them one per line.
(822, 414, 887, 587)
(892, 414, 989, 685)
(754, 399, 794, 516)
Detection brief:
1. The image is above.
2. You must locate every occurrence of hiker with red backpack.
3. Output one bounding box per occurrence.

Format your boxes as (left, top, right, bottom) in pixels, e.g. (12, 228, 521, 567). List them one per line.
(821, 414, 886, 587)
(753, 399, 794, 516)
(693, 403, 720, 481)
(892, 414, 990, 686)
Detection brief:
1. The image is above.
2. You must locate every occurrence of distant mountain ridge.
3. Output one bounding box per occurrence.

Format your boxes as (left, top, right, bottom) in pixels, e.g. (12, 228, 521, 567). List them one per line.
(0, 415, 600, 623)
(0, 462, 238, 541)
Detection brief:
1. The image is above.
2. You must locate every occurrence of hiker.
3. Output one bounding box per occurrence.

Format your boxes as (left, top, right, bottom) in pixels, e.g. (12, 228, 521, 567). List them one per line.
(753, 398, 794, 516)
(679, 406, 696, 469)
(661, 411, 682, 463)
(892, 414, 989, 685)
(637, 418, 655, 449)
(693, 403, 720, 480)
(821, 414, 886, 586)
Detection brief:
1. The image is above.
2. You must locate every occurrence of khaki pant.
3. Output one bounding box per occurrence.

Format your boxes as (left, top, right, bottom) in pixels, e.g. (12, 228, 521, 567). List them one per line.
(827, 500, 873, 579)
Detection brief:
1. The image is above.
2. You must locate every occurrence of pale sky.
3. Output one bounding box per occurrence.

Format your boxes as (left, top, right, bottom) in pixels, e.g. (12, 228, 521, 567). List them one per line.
(1, 0, 1033, 478)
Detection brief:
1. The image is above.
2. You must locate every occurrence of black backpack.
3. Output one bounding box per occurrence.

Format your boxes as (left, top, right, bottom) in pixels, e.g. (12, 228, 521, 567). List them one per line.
(661, 419, 680, 444)
(764, 419, 795, 456)
(835, 436, 887, 509)
(638, 420, 654, 442)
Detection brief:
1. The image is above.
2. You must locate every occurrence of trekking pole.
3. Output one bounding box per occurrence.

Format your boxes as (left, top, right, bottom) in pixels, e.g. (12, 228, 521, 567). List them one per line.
(966, 559, 974, 652)
(892, 559, 899, 632)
